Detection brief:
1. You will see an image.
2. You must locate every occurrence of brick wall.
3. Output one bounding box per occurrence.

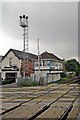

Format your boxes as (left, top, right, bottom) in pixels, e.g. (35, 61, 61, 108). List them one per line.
(20, 60, 34, 77)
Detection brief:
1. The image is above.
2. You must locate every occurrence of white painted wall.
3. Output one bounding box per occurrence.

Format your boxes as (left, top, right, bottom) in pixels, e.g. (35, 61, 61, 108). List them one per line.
(2, 72, 5, 80)
(1, 51, 21, 80)
(34, 70, 61, 83)
(0, 61, 2, 75)
(2, 51, 21, 69)
(34, 66, 49, 70)
(0, 62, 2, 69)
(53, 74, 60, 81)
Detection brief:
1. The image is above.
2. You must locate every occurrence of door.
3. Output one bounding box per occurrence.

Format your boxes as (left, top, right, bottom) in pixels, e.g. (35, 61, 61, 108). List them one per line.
(6, 73, 17, 82)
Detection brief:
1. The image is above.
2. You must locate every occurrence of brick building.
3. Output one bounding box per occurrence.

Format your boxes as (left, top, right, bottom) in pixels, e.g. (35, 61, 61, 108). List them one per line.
(1, 49, 37, 82)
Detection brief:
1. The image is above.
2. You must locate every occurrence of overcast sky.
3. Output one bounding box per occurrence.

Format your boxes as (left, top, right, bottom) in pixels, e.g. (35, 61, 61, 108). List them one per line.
(0, 2, 78, 61)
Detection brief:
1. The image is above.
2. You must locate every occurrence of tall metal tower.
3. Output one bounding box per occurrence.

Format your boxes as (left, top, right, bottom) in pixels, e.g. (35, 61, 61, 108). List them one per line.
(19, 15, 29, 78)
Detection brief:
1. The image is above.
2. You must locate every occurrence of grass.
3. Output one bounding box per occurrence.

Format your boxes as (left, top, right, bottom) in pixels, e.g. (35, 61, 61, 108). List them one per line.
(54, 76, 75, 84)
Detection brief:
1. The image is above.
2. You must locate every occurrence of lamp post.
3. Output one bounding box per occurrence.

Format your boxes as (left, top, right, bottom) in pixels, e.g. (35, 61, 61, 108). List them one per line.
(19, 15, 28, 78)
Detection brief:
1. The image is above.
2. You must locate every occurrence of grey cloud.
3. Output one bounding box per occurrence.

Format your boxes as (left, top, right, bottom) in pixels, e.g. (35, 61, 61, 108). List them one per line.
(2, 2, 78, 60)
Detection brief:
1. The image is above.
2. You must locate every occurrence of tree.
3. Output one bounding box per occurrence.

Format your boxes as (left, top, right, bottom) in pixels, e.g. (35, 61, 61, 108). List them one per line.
(65, 59, 80, 76)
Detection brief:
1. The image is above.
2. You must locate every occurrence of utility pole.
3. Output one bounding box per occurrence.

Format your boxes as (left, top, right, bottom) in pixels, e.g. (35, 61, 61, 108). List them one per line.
(19, 15, 29, 78)
(38, 38, 40, 82)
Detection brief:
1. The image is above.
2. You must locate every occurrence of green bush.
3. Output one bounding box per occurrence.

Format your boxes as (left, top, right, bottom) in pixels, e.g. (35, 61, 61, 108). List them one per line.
(17, 77, 39, 87)
(32, 82, 39, 86)
(61, 73, 66, 77)
(17, 81, 39, 87)
(17, 80, 31, 86)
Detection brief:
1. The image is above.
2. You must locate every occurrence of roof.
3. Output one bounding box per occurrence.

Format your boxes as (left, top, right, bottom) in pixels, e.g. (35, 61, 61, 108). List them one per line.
(0, 56, 3, 62)
(40, 51, 63, 62)
(2, 49, 63, 62)
(2, 49, 37, 61)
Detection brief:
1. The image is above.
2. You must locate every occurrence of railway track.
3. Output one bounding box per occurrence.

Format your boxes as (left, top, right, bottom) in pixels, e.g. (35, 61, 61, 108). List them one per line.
(63, 76, 80, 84)
(1, 77, 80, 120)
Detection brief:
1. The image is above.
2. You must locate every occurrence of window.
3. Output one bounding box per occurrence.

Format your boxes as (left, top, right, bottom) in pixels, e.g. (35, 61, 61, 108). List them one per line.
(43, 61, 45, 66)
(44, 61, 47, 66)
(40, 61, 42, 66)
(35, 62, 38, 66)
(9, 58, 12, 66)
